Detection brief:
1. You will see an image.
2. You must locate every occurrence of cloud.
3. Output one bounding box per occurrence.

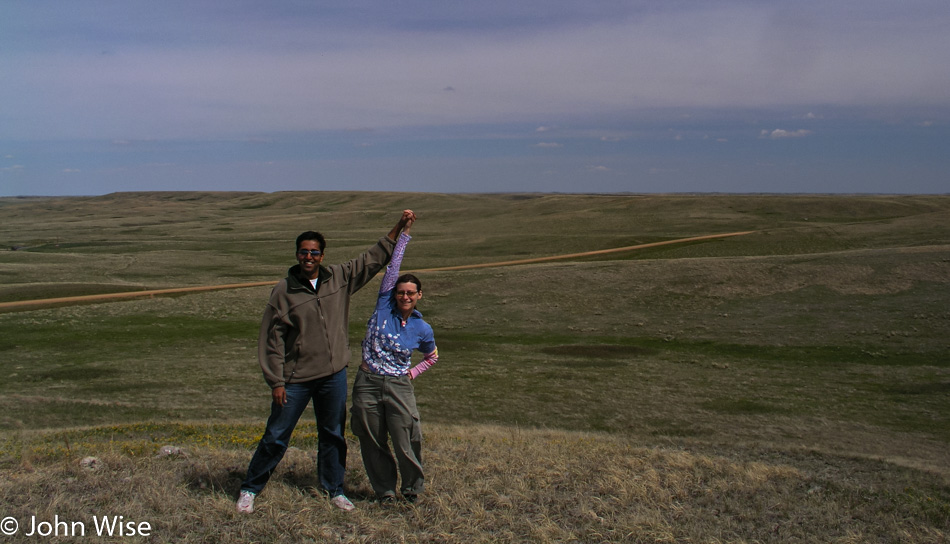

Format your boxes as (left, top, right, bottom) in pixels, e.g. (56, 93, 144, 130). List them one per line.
(589, 165, 610, 172)
(534, 142, 562, 148)
(3, 1, 949, 141)
(761, 129, 813, 139)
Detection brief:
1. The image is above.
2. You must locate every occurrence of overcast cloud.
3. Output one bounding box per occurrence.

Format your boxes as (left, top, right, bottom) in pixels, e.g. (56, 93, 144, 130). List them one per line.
(2, 0, 948, 195)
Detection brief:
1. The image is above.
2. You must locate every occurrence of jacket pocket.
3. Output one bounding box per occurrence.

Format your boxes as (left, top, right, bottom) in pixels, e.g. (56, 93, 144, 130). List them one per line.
(283, 340, 301, 381)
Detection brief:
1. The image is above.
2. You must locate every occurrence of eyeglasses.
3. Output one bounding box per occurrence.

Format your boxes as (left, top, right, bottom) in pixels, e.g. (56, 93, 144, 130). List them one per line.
(296, 249, 323, 257)
(395, 290, 418, 298)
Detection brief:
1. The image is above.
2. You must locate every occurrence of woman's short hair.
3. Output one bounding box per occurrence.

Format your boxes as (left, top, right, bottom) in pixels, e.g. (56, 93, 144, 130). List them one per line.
(395, 273, 422, 292)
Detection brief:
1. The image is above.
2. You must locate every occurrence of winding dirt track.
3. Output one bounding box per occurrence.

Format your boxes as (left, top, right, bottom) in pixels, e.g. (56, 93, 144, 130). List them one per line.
(0, 231, 753, 311)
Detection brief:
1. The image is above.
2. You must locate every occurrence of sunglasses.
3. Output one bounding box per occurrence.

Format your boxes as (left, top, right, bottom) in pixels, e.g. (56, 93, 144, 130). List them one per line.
(296, 249, 323, 257)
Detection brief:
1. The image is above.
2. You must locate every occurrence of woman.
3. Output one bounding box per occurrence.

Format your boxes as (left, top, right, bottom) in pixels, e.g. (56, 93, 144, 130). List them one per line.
(351, 213, 439, 504)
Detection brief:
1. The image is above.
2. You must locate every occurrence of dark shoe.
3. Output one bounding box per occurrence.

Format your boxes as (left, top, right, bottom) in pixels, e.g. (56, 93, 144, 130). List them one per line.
(403, 494, 418, 504)
(378, 494, 396, 504)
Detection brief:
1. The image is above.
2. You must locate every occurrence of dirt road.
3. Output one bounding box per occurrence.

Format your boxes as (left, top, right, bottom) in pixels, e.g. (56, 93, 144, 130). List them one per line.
(0, 231, 752, 311)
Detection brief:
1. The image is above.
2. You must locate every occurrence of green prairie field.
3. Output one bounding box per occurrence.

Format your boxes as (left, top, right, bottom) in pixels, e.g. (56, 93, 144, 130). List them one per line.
(1, 191, 948, 543)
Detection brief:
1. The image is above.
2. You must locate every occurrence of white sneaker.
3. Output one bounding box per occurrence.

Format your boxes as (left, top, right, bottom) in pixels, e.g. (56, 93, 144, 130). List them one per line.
(330, 494, 355, 512)
(236, 490, 255, 513)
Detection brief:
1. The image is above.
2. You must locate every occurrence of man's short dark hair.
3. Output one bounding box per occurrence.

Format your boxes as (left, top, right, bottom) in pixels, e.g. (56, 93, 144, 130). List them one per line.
(296, 231, 326, 252)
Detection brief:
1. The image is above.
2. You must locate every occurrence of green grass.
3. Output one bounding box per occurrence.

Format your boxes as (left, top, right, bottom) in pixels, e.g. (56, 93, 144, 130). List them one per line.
(0, 191, 948, 541)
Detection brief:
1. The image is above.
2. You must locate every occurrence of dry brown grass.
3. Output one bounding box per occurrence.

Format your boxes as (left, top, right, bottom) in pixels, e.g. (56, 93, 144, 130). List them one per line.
(2, 423, 946, 543)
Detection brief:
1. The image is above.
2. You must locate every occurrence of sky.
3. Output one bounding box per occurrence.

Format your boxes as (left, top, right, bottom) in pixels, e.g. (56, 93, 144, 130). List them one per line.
(1, 0, 949, 196)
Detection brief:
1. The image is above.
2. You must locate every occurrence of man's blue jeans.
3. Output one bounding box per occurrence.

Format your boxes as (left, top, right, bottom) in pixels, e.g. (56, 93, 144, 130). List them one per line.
(241, 368, 349, 497)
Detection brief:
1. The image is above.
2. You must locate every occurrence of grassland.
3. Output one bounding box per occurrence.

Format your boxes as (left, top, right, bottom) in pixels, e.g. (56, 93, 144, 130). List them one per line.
(1, 191, 948, 542)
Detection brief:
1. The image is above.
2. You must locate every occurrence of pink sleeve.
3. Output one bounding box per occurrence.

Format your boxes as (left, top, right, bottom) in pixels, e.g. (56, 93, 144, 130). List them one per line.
(408, 349, 438, 380)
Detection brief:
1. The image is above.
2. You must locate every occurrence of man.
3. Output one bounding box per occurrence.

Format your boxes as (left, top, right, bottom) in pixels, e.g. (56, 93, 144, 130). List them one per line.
(237, 210, 416, 513)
